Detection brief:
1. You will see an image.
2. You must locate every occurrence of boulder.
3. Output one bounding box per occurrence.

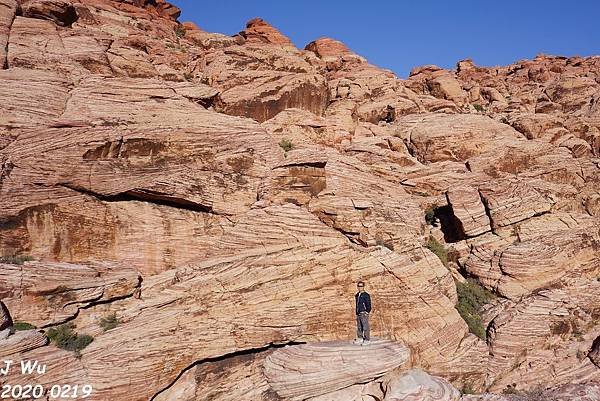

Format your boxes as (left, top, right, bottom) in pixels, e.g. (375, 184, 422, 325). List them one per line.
(237, 17, 295, 48)
(305, 37, 356, 60)
(264, 340, 410, 400)
(382, 369, 461, 401)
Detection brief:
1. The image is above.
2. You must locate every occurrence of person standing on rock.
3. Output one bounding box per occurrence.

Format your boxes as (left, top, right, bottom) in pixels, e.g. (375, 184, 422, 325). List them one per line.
(354, 281, 372, 345)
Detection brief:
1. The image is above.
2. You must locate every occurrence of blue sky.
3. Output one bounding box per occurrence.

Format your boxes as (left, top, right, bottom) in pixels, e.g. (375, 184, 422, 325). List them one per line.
(170, 0, 600, 78)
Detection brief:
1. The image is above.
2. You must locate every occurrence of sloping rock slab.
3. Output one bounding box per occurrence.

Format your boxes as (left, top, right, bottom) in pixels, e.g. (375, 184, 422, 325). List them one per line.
(264, 339, 409, 400)
(383, 369, 460, 401)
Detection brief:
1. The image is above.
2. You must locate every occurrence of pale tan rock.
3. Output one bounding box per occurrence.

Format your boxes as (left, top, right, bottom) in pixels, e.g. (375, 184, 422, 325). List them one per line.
(484, 278, 600, 391)
(427, 71, 469, 106)
(22, 205, 466, 401)
(383, 369, 461, 401)
(395, 113, 525, 163)
(61, 32, 112, 74)
(1, 3, 600, 398)
(7, 16, 67, 70)
(268, 150, 425, 252)
(477, 178, 555, 229)
(214, 71, 329, 122)
(544, 383, 600, 401)
(187, 352, 274, 401)
(0, 196, 230, 275)
(544, 75, 599, 114)
(461, 396, 511, 401)
(153, 367, 198, 401)
(1, 345, 89, 393)
(464, 227, 599, 299)
(0, 330, 47, 357)
(107, 38, 158, 78)
(264, 339, 410, 400)
(0, 0, 17, 68)
(446, 184, 491, 237)
(0, 261, 140, 327)
(200, 42, 331, 122)
(307, 381, 385, 401)
(165, 82, 218, 105)
(510, 113, 565, 139)
(0, 68, 70, 127)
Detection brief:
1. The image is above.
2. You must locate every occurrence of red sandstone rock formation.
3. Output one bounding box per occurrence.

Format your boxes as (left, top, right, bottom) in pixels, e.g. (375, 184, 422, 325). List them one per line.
(0, 1, 599, 399)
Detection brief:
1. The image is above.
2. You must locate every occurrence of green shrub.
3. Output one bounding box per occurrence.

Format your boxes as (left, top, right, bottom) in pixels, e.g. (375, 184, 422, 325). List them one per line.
(99, 312, 119, 332)
(46, 323, 93, 353)
(279, 138, 294, 153)
(175, 25, 186, 38)
(502, 385, 519, 394)
(461, 384, 476, 395)
(456, 278, 495, 340)
(13, 322, 36, 331)
(424, 205, 437, 225)
(473, 104, 484, 112)
(0, 255, 34, 265)
(426, 236, 447, 266)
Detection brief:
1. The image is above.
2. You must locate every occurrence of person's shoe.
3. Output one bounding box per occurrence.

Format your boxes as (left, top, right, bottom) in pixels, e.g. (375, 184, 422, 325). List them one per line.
(361, 340, 371, 346)
(353, 338, 364, 345)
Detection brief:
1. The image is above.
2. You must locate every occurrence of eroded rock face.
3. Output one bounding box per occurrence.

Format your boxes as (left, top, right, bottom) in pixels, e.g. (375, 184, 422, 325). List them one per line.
(21, 0, 79, 26)
(0, 261, 141, 327)
(446, 184, 491, 238)
(0, 0, 17, 69)
(264, 340, 410, 400)
(0, 0, 599, 399)
(383, 369, 461, 401)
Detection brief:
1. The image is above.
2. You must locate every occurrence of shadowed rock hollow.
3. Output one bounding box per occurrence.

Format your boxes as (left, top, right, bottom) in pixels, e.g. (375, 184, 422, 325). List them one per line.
(0, 0, 599, 400)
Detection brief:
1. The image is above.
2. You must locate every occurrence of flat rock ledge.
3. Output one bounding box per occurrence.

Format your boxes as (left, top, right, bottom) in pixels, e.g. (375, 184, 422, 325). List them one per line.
(263, 339, 410, 401)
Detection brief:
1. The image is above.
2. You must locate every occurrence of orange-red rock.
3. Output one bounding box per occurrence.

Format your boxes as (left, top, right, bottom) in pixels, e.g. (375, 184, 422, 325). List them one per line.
(237, 17, 295, 48)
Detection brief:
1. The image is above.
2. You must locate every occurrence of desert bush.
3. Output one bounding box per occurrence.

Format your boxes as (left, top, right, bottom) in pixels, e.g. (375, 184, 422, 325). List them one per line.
(279, 138, 294, 152)
(502, 384, 519, 394)
(0, 255, 34, 265)
(473, 104, 484, 112)
(175, 25, 186, 38)
(99, 312, 119, 332)
(46, 323, 93, 353)
(424, 204, 437, 225)
(426, 236, 447, 266)
(461, 384, 476, 395)
(13, 322, 36, 331)
(456, 278, 495, 340)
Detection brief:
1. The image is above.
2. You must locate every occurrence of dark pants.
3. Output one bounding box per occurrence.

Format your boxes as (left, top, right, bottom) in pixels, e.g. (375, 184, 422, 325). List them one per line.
(356, 312, 370, 340)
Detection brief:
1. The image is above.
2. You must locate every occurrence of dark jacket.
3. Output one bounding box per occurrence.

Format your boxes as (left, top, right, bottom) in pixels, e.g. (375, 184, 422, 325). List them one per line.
(355, 291, 372, 314)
